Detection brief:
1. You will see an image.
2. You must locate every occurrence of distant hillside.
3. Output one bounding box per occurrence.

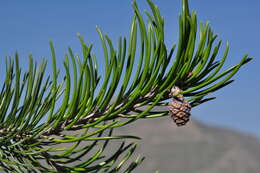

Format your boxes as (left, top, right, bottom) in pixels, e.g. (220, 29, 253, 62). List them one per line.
(116, 117, 260, 173)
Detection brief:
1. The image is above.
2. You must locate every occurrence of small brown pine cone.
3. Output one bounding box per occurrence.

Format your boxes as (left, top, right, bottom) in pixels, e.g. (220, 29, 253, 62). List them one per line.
(169, 98, 191, 126)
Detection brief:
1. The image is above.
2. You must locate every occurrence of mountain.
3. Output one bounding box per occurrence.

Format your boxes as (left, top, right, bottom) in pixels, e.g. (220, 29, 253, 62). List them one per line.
(116, 117, 260, 173)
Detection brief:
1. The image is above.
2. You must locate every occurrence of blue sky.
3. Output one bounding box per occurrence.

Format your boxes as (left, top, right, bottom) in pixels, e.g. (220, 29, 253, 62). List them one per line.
(0, 0, 259, 137)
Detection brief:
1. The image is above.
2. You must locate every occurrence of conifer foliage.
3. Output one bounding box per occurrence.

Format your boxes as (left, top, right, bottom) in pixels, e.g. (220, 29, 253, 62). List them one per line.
(0, 0, 251, 172)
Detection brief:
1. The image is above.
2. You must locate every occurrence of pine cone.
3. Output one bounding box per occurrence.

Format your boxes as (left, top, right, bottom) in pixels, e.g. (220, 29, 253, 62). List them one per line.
(169, 86, 191, 126)
(169, 99, 191, 126)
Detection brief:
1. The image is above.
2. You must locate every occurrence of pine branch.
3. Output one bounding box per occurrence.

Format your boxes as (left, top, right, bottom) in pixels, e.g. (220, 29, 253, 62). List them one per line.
(0, 0, 252, 172)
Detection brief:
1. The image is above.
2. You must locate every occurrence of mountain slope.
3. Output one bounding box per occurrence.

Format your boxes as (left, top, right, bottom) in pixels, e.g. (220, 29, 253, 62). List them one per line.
(116, 117, 260, 173)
